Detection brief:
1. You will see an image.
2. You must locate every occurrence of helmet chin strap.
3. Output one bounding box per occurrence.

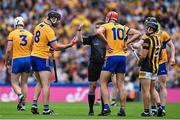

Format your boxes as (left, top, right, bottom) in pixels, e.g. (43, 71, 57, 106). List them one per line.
(50, 18, 58, 27)
(108, 13, 112, 23)
(147, 27, 155, 35)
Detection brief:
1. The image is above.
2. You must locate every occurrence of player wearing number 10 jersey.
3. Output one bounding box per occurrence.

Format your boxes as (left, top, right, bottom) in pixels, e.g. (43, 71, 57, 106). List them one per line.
(31, 11, 78, 115)
(5, 16, 33, 111)
(97, 11, 141, 116)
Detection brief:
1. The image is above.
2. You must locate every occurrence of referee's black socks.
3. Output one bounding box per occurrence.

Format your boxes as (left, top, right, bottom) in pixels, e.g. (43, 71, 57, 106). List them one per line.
(88, 93, 95, 113)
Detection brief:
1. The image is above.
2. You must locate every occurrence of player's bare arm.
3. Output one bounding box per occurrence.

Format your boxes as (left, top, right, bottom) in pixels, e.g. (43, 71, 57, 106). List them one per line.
(126, 28, 141, 45)
(5, 40, 13, 68)
(97, 26, 113, 53)
(96, 26, 108, 44)
(131, 39, 144, 49)
(77, 23, 84, 43)
(50, 37, 77, 51)
(167, 40, 175, 66)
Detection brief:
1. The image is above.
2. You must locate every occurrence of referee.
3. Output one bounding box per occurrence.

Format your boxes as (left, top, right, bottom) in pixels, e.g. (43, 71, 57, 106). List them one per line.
(77, 21, 107, 116)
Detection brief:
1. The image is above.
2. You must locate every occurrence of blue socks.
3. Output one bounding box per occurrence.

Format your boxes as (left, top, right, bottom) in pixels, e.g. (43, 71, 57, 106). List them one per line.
(151, 105, 157, 112)
(104, 104, 110, 111)
(17, 93, 23, 100)
(120, 108, 125, 114)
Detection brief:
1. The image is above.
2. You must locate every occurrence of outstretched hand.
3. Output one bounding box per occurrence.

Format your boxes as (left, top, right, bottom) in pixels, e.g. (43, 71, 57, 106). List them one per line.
(78, 23, 84, 31)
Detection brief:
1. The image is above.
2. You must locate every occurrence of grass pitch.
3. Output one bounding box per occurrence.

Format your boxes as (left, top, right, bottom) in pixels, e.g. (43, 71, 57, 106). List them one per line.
(0, 102, 180, 119)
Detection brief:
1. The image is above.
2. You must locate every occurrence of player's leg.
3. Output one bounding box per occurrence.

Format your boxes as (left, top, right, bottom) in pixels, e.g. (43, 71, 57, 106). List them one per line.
(11, 72, 24, 109)
(94, 88, 101, 105)
(111, 74, 118, 106)
(88, 81, 96, 115)
(87, 63, 99, 115)
(150, 86, 157, 116)
(31, 56, 53, 115)
(11, 73, 21, 97)
(39, 71, 52, 114)
(150, 79, 163, 117)
(19, 57, 31, 110)
(31, 72, 42, 114)
(116, 73, 126, 116)
(20, 72, 29, 110)
(140, 77, 151, 116)
(159, 75, 167, 115)
(11, 58, 25, 110)
(114, 56, 126, 116)
(152, 63, 167, 116)
(100, 71, 112, 115)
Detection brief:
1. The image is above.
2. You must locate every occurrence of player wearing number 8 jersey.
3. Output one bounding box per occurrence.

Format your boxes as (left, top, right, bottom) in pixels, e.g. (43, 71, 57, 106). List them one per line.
(5, 16, 33, 111)
(97, 11, 141, 116)
(31, 11, 78, 115)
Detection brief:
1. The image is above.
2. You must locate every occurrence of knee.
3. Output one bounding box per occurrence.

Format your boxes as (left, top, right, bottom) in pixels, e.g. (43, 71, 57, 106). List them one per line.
(160, 81, 166, 90)
(89, 83, 96, 93)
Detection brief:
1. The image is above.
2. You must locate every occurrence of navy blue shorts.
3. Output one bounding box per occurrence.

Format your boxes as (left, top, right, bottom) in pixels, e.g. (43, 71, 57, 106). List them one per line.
(157, 63, 167, 76)
(12, 56, 31, 74)
(102, 56, 126, 73)
(31, 56, 51, 72)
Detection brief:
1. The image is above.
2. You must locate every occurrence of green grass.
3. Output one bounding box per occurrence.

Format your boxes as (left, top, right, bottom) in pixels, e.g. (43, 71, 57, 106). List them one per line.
(0, 102, 180, 119)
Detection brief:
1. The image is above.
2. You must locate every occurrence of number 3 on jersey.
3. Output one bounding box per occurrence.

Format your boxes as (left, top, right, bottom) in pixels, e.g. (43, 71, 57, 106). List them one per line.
(35, 30, 40, 43)
(112, 28, 124, 40)
(20, 35, 27, 46)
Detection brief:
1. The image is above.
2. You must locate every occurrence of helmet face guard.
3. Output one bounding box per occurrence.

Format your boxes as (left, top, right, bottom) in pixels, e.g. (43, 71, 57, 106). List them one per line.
(144, 17, 158, 32)
(48, 11, 61, 27)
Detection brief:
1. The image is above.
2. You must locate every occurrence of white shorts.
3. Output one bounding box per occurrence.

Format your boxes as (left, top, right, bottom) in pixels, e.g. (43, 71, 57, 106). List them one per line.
(139, 71, 158, 80)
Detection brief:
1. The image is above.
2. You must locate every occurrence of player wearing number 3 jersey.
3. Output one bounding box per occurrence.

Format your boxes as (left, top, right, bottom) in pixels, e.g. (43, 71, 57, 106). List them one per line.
(31, 11, 78, 115)
(5, 16, 33, 111)
(97, 11, 141, 116)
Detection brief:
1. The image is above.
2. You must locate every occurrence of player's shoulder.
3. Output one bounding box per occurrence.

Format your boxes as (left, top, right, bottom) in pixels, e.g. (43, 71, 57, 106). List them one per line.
(159, 30, 170, 42)
(142, 34, 148, 40)
(161, 30, 169, 35)
(101, 23, 109, 27)
(161, 30, 170, 38)
(24, 29, 33, 36)
(9, 29, 18, 36)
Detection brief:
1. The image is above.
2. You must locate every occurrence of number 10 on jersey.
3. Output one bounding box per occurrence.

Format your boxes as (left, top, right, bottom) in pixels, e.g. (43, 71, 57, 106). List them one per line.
(112, 28, 124, 40)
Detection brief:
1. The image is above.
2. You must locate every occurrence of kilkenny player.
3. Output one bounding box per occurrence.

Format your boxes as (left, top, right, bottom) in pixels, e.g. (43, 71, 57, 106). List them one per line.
(30, 11, 77, 115)
(132, 17, 175, 116)
(97, 11, 141, 116)
(138, 17, 163, 117)
(5, 17, 33, 111)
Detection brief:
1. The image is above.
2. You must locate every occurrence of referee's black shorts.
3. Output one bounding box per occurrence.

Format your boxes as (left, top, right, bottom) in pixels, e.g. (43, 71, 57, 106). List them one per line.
(88, 62, 103, 82)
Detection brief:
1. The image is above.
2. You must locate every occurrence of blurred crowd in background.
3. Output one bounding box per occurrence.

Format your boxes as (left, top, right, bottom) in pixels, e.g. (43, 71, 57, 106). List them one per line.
(0, 0, 179, 89)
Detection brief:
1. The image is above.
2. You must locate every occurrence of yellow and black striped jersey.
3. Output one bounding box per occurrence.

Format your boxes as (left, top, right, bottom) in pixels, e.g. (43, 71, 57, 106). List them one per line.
(140, 34, 162, 73)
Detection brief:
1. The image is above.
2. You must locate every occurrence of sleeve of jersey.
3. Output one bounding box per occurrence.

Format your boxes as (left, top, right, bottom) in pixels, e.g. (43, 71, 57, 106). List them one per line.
(46, 27, 57, 43)
(142, 39, 150, 50)
(162, 31, 171, 43)
(7, 32, 13, 41)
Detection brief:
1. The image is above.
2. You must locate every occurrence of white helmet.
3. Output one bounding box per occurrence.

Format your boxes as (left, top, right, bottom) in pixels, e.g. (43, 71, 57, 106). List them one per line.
(14, 16, 24, 27)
